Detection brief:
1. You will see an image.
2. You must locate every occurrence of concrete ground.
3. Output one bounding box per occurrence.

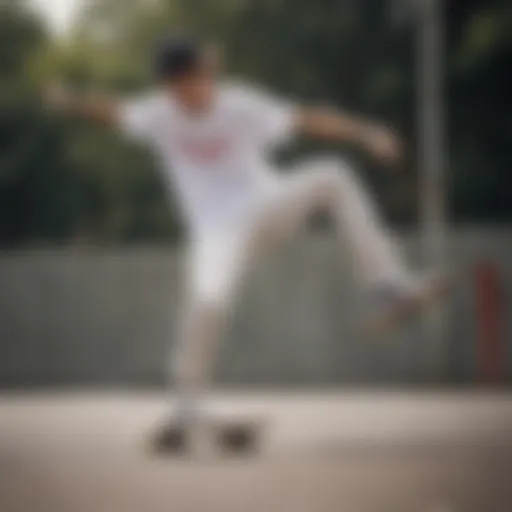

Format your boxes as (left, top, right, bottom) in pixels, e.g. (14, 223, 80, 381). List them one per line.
(0, 391, 511, 512)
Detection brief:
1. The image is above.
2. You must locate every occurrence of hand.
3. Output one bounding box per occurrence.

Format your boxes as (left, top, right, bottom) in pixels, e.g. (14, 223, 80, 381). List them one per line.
(43, 82, 76, 112)
(361, 125, 402, 167)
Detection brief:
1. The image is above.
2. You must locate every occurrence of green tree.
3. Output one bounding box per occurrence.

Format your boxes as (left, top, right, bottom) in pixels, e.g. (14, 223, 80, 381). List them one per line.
(1, 0, 510, 247)
(0, 0, 75, 245)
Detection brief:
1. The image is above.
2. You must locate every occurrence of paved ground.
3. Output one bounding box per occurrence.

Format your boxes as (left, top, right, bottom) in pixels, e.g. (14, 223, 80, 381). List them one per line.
(0, 391, 511, 512)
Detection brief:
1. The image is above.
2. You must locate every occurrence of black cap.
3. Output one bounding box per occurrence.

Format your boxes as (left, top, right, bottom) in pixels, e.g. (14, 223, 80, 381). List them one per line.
(153, 35, 204, 81)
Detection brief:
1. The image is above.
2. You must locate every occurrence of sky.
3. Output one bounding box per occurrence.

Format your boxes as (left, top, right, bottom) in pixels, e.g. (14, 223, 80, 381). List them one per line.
(30, 0, 84, 35)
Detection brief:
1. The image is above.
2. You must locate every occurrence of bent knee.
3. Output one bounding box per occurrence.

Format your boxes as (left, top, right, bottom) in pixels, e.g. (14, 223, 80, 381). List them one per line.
(301, 155, 354, 184)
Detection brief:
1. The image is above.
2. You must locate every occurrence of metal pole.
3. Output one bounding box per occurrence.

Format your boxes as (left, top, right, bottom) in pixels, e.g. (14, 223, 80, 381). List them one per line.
(417, 0, 447, 370)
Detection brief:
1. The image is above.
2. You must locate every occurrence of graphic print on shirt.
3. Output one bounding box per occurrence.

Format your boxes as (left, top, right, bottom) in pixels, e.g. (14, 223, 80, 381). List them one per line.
(177, 133, 232, 167)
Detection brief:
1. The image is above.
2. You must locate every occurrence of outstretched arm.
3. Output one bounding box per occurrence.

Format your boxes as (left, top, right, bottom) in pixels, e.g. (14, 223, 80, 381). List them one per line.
(296, 107, 402, 166)
(44, 82, 157, 144)
(43, 83, 121, 127)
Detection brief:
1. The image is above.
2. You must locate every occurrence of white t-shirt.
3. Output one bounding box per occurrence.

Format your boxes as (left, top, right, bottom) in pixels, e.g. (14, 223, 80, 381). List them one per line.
(119, 82, 297, 235)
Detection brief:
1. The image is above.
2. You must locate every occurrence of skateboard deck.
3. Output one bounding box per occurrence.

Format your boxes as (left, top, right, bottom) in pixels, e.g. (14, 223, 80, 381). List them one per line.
(148, 416, 266, 456)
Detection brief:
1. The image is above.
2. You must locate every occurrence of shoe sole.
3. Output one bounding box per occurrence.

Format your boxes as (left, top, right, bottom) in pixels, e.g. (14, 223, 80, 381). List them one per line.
(364, 274, 453, 340)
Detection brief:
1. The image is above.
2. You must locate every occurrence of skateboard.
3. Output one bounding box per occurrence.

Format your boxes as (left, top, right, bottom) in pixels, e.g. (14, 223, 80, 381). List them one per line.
(148, 416, 264, 456)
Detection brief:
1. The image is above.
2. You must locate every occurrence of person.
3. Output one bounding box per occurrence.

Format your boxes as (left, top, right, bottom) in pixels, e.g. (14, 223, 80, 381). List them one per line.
(45, 35, 447, 451)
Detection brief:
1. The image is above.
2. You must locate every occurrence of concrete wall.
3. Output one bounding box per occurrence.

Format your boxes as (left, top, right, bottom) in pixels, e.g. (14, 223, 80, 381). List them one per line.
(0, 228, 510, 387)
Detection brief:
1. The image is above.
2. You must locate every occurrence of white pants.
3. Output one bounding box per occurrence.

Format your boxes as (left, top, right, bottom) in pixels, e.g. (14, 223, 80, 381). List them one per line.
(172, 157, 408, 402)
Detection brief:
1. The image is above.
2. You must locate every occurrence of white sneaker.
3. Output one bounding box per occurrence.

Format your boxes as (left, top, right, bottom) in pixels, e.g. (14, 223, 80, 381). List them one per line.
(364, 272, 451, 338)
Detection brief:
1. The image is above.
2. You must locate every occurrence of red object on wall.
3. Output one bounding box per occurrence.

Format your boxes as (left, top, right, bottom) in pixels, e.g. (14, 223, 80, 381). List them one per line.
(474, 260, 505, 385)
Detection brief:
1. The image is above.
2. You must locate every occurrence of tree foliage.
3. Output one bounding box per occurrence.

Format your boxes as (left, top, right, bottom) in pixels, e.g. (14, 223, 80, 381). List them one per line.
(0, 0, 510, 247)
